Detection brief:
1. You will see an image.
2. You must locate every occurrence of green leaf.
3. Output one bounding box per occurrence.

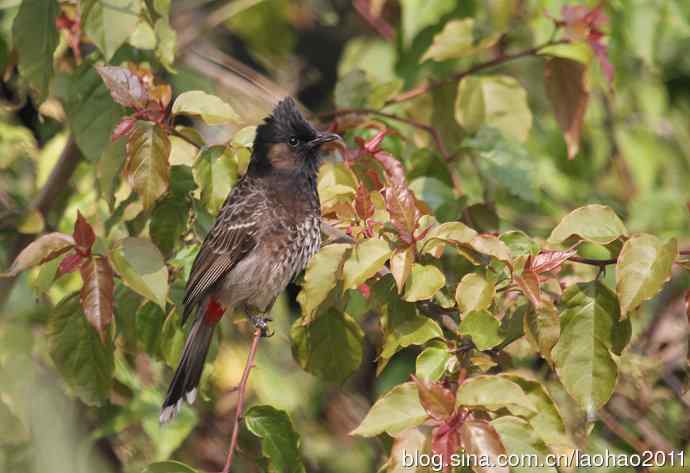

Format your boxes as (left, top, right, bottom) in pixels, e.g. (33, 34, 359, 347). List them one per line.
(455, 273, 495, 313)
(616, 234, 677, 318)
(400, 0, 455, 46)
(420, 221, 478, 256)
(463, 127, 538, 202)
(380, 296, 443, 372)
(548, 205, 628, 245)
(136, 301, 166, 356)
(503, 375, 574, 451)
(154, 18, 176, 71)
(523, 303, 560, 364)
(143, 461, 199, 473)
(81, 0, 142, 61)
(12, 0, 59, 101)
(172, 91, 240, 125)
(245, 405, 306, 473)
(459, 310, 503, 351)
(456, 375, 536, 413)
(422, 18, 500, 62)
(150, 195, 190, 257)
(193, 145, 239, 214)
(49, 294, 114, 405)
(297, 243, 351, 322)
(492, 416, 557, 473)
(469, 234, 513, 263)
(415, 345, 450, 382)
(456, 76, 532, 142)
(291, 309, 363, 384)
(342, 238, 392, 290)
(125, 121, 171, 210)
(63, 65, 125, 161)
(552, 281, 630, 413)
(403, 263, 446, 302)
(335, 69, 371, 109)
(351, 382, 428, 437)
(109, 237, 169, 309)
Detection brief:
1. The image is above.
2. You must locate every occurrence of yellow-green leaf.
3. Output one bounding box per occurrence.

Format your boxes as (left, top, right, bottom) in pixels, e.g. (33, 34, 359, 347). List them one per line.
(172, 91, 240, 125)
(297, 243, 351, 322)
(125, 121, 171, 210)
(403, 263, 446, 302)
(342, 238, 392, 290)
(109, 237, 168, 309)
(455, 272, 495, 313)
(351, 382, 427, 437)
(548, 204, 628, 246)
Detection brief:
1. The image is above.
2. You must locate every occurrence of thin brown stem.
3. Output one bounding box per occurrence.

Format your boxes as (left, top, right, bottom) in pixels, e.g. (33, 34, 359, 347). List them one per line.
(221, 327, 262, 473)
(319, 108, 451, 161)
(384, 39, 568, 106)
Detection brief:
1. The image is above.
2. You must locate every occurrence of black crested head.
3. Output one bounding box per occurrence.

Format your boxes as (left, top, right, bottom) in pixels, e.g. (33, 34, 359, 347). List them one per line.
(249, 97, 341, 175)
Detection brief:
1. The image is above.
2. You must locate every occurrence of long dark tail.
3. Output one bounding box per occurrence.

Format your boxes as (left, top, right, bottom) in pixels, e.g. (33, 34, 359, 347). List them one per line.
(160, 317, 215, 423)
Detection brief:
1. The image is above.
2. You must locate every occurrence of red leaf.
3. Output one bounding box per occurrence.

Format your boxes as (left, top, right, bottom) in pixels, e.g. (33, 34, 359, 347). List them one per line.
(96, 65, 149, 109)
(111, 116, 137, 142)
(73, 211, 96, 256)
(413, 375, 456, 420)
(58, 252, 84, 275)
(528, 249, 577, 274)
(430, 412, 464, 472)
(354, 183, 375, 220)
(459, 418, 509, 473)
(363, 129, 387, 154)
(79, 256, 115, 342)
(515, 270, 542, 307)
(544, 58, 589, 160)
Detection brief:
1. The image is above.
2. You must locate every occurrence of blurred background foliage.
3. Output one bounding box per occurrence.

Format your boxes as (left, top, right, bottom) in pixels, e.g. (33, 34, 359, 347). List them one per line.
(0, 0, 689, 472)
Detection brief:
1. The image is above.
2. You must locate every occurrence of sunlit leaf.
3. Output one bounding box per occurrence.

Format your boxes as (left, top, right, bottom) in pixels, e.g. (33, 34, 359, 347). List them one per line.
(291, 309, 363, 384)
(49, 294, 114, 405)
(172, 91, 240, 125)
(403, 263, 446, 302)
(335, 69, 371, 108)
(548, 205, 627, 245)
(420, 221, 477, 257)
(297, 243, 351, 323)
(455, 273, 495, 314)
(416, 345, 450, 382)
(390, 246, 415, 294)
(459, 418, 509, 473)
(12, 0, 59, 101)
(459, 310, 503, 351)
(125, 121, 171, 209)
(1, 233, 74, 277)
(193, 145, 238, 214)
(245, 405, 306, 473)
(351, 382, 428, 437)
(80, 256, 115, 341)
(492, 416, 557, 473)
(422, 18, 500, 62)
(155, 18, 177, 71)
(109, 237, 168, 309)
(456, 375, 535, 413)
(616, 234, 677, 318)
(552, 281, 630, 413)
(342, 238, 392, 290)
(456, 75, 532, 142)
(82, 0, 142, 61)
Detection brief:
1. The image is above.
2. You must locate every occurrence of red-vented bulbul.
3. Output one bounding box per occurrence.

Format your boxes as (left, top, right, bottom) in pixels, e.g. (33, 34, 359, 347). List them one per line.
(160, 97, 340, 423)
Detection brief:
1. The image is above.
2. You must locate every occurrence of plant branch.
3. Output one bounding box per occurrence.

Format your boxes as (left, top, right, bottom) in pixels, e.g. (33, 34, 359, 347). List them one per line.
(221, 327, 262, 473)
(353, 0, 395, 41)
(384, 39, 569, 106)
(319, 108, 451, 161)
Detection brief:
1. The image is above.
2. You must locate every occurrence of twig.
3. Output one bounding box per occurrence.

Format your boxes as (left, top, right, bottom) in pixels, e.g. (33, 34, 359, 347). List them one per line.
(384, 39, 568, 106)
(568, 255, 617, 267)
(221, 327, 262, 473)
(319, 108, 451, 161)
(353, 0, 394, 41)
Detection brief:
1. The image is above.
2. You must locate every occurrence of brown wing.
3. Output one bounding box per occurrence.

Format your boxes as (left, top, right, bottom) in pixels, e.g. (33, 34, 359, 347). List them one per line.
(182, 179, 260, 323)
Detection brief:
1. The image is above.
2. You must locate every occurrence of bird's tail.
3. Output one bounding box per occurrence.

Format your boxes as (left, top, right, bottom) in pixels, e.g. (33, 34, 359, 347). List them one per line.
(159, 315, 215, 423)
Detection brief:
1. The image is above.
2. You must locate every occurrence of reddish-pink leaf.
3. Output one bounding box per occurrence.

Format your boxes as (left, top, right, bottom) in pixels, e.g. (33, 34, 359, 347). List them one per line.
(515, 271, 542, 307)
(385, 185, 419, 245)
(58, 252, 84, 275)
(413, 375, 456, 420)
(431, 423, 460, 473)
(373, 151, 406, 187)
(544, 58, 589, 160)
(111, 116, 137, 141)
(529, 249, 577, 274)
(73, 211, 96, 256)
(1, 232, 74, 277)
(79, 256, 115, 342)
(354, 183, 375, 220)
(459, 418, 509, 473)
(96, 65, 149, 109)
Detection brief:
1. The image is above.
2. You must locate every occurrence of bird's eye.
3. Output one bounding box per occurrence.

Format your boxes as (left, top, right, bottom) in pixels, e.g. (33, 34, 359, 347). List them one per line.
(288, 136, 299, 147)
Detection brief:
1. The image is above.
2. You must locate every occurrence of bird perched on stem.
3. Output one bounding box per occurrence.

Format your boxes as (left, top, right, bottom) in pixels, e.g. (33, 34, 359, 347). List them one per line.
(160, 97, 341, 423)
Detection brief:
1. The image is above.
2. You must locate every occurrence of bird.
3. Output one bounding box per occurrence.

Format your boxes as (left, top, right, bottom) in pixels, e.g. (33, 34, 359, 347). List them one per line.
(160, 97, 341, 423)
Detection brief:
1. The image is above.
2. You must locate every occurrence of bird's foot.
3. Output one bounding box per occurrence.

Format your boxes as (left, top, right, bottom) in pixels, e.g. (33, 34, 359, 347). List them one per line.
(250, 314, 274, 337)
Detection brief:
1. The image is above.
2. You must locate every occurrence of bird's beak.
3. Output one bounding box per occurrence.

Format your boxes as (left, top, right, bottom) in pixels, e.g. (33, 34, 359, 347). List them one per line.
(309, 132, 343, 150)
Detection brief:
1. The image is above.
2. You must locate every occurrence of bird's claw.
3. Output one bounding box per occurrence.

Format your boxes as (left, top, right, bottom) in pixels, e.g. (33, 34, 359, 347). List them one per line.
(251, 315, 273, 337)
